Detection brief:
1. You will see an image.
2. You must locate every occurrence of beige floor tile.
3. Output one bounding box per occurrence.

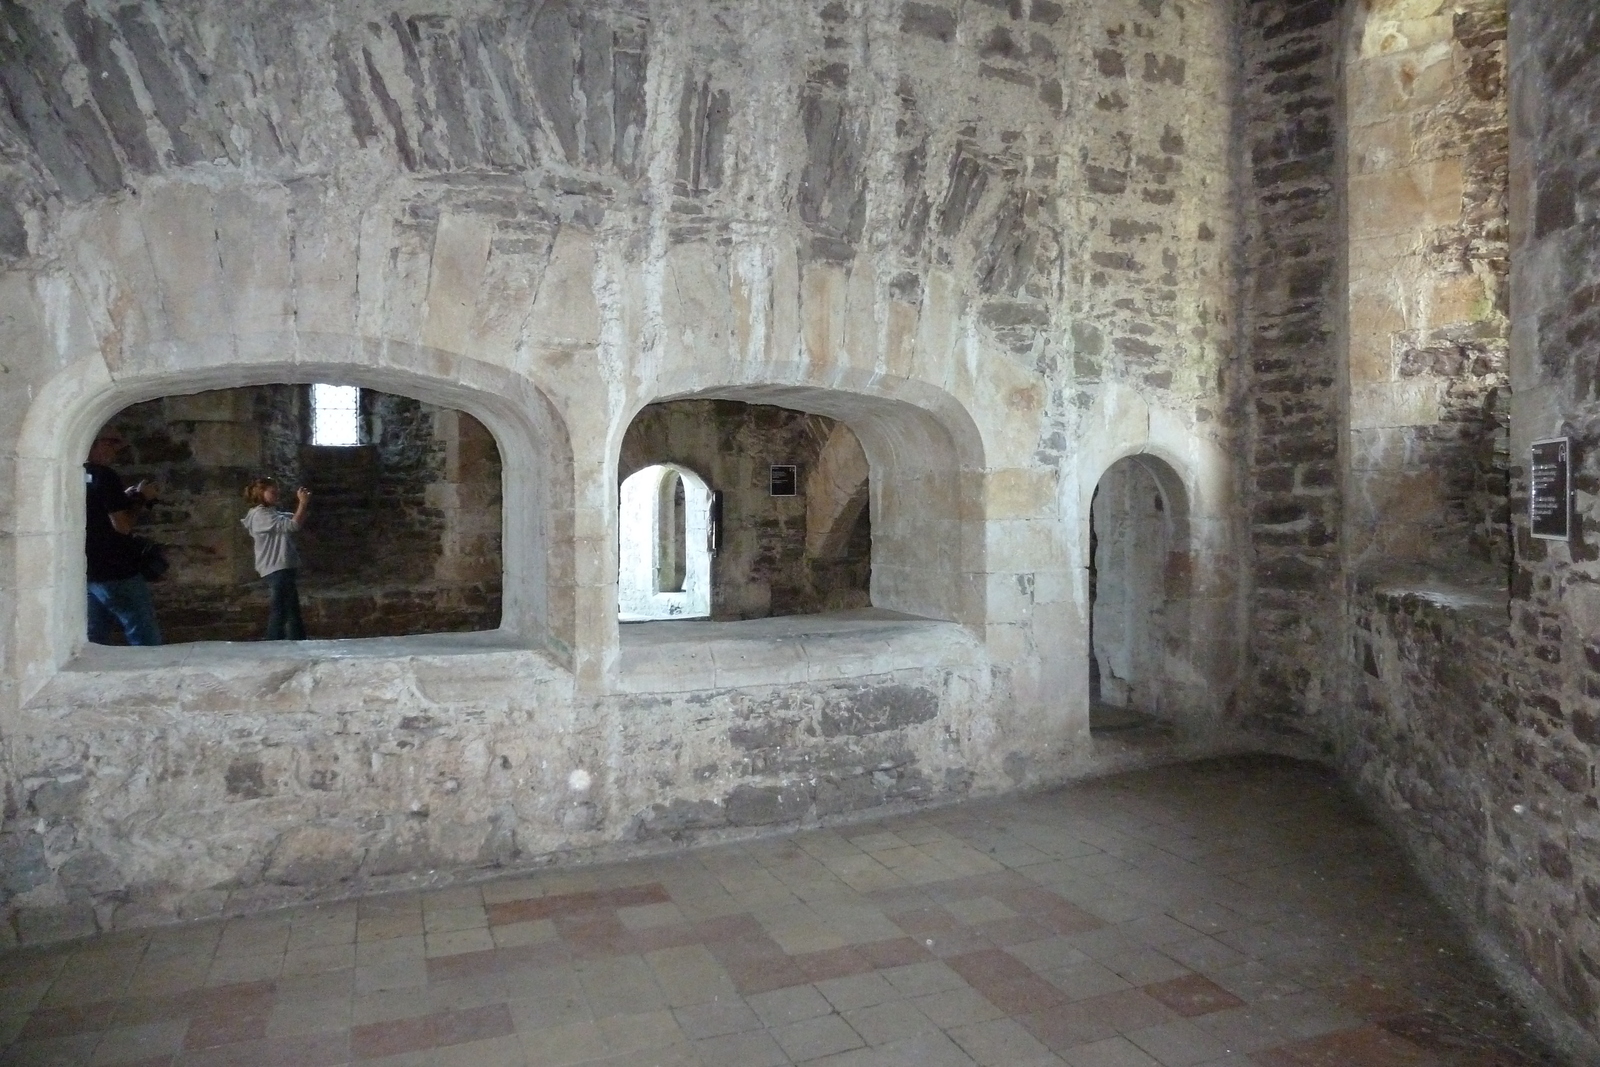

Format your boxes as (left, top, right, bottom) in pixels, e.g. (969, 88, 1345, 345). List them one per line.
(87, 1018, 189, 1065)
(494, 918, 559, 948)
(355, 957, 428, 994)
(205, 950, 282, 985)
(425, 906, 489, 934)
(266, 992, 353, 1037)
(427, 927, 496, 957)
(359, 912, 425, 941)
(693, 1028, 787, 1067)
(912, 987, 1006, 1026)
(577, 955, 667, 1016)
(356, 934, 425, 965)
(842, 999, 937, 1045)
(599, 1008, 683, 1053)
(282, 941, 356, 975)
(948, 1017, 1054, 1066)
(520, 1019, 610, 1066)
(423, 886, 486, 911)
(773, 1013, 864, 1061)
(645, 945, 737, 1007)
(480, 876, 549, 905)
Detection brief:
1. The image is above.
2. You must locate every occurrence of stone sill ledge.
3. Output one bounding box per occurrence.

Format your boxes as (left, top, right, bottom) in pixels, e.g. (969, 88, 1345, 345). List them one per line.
(61, 628, 532, 670)
(17, 613, 984, 719)
(20, 630, 569, 721)
(617, 608, 985, 693)
(1353, 563, 1510, 628)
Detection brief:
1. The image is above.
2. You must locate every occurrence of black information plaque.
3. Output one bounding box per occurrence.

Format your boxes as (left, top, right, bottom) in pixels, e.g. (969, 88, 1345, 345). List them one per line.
(769, 465, 798, 497)
(1530, 437, 1571, 540)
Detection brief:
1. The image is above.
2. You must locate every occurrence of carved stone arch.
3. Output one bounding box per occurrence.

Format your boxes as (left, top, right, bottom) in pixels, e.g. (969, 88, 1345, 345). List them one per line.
(11, 335, 575, 697)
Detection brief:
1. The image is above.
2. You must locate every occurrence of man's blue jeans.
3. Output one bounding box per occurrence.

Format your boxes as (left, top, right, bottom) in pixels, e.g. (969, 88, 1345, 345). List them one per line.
(87, 576, 163, 645)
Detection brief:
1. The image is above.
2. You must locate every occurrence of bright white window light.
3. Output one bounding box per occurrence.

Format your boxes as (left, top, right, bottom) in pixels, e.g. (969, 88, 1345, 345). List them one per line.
(311, 384, 360, 446)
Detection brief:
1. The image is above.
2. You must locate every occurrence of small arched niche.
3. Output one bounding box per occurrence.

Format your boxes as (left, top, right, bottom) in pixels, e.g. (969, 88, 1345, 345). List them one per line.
(618, 464, 712, 621)
(87, 384, 503, 643)
(1089, 454, 1192, 728)
(618, 399, 874, 621)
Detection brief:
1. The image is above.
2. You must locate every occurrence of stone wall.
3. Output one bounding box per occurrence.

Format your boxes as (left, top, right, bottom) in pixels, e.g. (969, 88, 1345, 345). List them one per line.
(620, 400, 870, 620)
(97, 386, 502, 642)
(1238, 0, 1347, 742)
(1333, 0, 1599, 1057)
(0, 0, 1246, 944)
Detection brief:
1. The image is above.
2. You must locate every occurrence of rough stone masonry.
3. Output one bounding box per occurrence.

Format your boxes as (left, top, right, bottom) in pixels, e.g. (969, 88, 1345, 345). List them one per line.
(0, 0, 1596, 1060)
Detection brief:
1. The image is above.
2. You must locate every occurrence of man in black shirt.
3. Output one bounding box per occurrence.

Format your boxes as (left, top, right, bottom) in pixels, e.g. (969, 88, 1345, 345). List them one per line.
(84, 431, 162, 645)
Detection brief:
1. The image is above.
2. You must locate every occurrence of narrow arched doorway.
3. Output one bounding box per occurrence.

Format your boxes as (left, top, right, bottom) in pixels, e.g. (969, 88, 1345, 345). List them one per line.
(1089, 455, 1189, 732)
(618, 464, 712, 621)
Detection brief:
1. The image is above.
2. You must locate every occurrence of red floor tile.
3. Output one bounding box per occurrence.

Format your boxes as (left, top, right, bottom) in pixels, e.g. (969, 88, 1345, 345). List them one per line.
(997, 887, 1106, 935)
(183, 1007, 271, 1051)
(180, 1030, 351, 1067)
(603, 883, 672, 908)
(893, 905, 962, 940)
(556, 910, 634, 957)
(1142, 972, 1247, 1017)
(1018, 1004, 1121, 1051)
(1326, 974, 1422, 1020)
(716, 951, 809, 995)
(350, 1002, 514, 1059)
(1254, 1024, 1437, 1066)
(948, 948, 1067, 1012)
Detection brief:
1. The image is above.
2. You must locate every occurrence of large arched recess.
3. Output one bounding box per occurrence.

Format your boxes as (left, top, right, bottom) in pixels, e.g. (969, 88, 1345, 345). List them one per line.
(10, 335, 574, 697)
(621, 375, 987, 629)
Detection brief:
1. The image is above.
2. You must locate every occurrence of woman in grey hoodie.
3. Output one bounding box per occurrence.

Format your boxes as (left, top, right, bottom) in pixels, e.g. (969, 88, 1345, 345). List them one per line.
(242, 477, 311, 640)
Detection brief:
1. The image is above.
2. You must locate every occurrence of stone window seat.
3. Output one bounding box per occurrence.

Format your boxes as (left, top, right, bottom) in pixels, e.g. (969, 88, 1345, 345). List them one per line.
(617, 608, 985, 693)
(1354, 562, 1510, 630)
(23, 631, 570, 717)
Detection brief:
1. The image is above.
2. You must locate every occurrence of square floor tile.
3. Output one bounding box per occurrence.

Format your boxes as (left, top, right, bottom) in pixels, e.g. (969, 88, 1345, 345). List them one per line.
(747, 982, 833, 1026)
(772, 1013, 864, 1061)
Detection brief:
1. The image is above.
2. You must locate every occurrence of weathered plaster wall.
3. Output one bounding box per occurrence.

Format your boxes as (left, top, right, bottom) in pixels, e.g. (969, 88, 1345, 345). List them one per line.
(0, 0, 1244, 942)
(620, 400, 870, 620)
(1332, 0, 1599, 1057)
(97, 386, 502, 642)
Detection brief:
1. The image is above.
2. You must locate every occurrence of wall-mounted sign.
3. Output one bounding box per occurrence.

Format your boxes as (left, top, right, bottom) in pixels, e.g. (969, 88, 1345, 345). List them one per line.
(769, 465, 798, 497)
(1530, 437, 1571, 541)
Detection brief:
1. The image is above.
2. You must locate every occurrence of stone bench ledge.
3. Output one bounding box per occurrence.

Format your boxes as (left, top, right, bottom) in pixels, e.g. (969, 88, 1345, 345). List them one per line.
(617, 608, 985, 694)
(18, 631, 571, 724)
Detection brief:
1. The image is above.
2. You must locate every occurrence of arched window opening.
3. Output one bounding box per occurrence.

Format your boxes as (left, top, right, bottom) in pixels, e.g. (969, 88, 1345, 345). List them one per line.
(619, 464, 711, 621)
(89, 384, 502, 643)
(658, 471, 688, 593)
(619, 400, 872, 621)
(1089, 455, 1189, 735)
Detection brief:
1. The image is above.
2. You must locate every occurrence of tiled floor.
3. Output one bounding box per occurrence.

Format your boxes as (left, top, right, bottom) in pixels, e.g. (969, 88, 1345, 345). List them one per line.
(0, 756, 1566, 1066)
